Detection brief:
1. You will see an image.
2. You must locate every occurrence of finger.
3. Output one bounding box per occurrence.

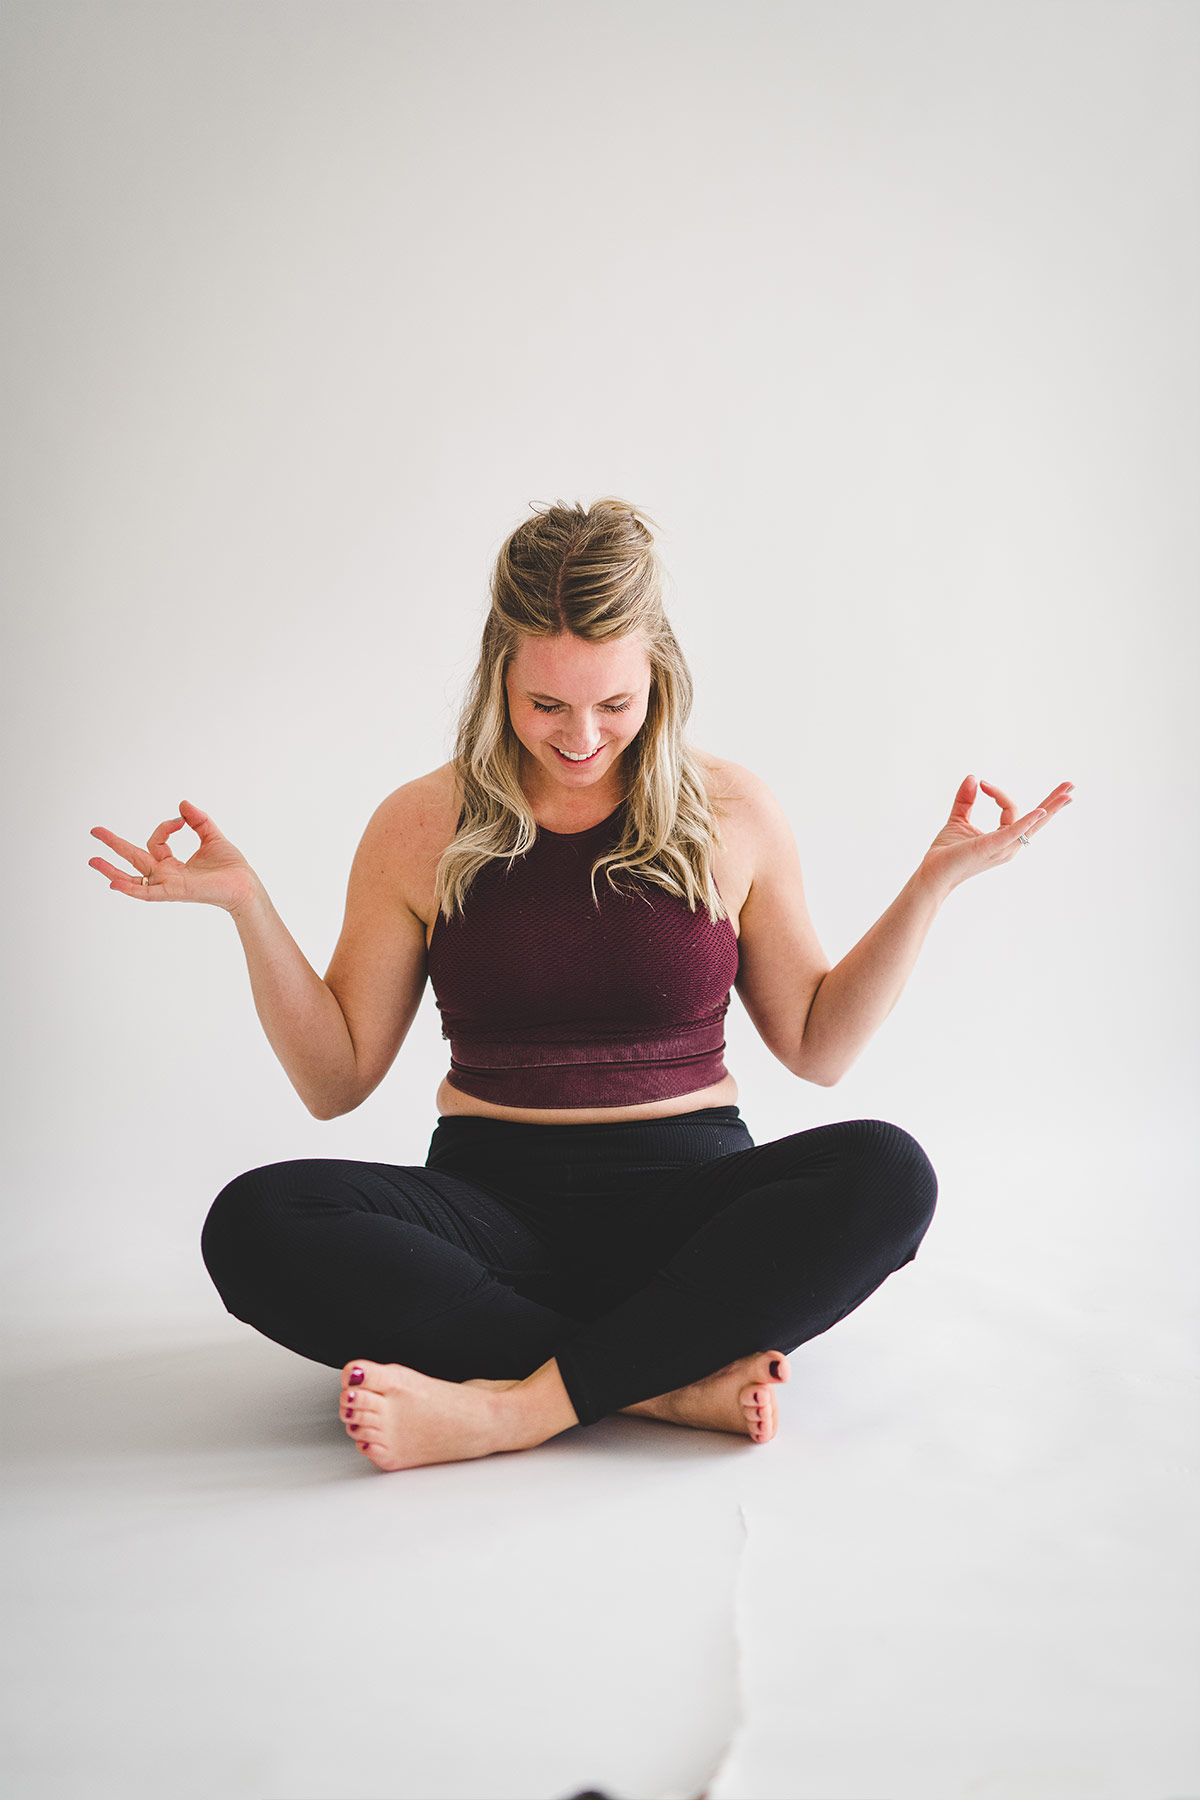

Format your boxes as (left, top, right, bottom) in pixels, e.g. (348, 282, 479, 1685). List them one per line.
(90, 859, 155, 895)
(89, 827, 154, 878)
(89, 855, 137, 883)
(978, 780, 1017, 828)
(1011, 788, 1074, 834)
(146, 818, 184, 854)
(1008, 807, 1048, 840)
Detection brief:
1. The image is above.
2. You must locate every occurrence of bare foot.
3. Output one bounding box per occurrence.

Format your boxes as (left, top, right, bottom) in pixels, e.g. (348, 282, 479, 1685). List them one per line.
(622, 1350, 790, 1442)
(338, 1359, 542, 1472)
(467, 1350, 791, 1444)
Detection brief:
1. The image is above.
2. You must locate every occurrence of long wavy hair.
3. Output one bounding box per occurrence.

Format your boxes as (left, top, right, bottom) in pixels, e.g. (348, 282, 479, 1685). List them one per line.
(434, 496, 727, 922)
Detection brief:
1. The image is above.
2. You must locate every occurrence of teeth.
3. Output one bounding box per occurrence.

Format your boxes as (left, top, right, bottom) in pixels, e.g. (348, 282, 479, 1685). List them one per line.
(556, 747, 599, 761)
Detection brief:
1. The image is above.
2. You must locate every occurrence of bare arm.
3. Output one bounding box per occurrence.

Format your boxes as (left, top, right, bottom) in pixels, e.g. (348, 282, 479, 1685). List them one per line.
(228, 789, 430, 1120)
(732, 769, 947, 1088)
(794, 865, 947, 1087)
(227, 883, 362, 1119)
(736, 769, 1073, 1087)
(727, 772, 834, 1082)
(90, 786, 443, 1120)
(89, 798, 370, 1121)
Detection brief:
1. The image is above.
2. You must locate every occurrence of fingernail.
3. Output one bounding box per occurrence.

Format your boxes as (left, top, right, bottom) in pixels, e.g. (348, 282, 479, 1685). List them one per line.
(349, 1367, 365, 1386)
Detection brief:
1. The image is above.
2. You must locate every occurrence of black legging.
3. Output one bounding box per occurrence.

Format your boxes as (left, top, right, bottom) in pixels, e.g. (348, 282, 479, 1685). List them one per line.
(199, 1106, 938, 1428)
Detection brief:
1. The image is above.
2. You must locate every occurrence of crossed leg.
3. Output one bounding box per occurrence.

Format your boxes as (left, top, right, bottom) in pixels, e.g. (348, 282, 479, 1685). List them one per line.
(202, 1117, 937, 1475)
(337, 1347, 793, 1472)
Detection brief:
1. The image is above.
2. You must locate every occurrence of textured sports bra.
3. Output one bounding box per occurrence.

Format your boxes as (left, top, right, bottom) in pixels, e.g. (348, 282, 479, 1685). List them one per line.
(426, 800, 740, 1108)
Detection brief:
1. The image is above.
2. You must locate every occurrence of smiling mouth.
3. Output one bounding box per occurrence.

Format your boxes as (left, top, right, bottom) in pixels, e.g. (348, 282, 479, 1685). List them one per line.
(553, 745, 603, 763)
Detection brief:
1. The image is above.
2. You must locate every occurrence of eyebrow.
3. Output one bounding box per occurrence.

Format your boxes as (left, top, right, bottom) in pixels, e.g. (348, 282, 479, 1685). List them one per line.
(525, 690, 635, 704)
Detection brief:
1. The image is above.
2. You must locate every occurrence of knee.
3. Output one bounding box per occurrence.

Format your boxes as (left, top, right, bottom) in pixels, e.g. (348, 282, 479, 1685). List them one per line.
(838, 1118, 939, 1234)
(199, 1163, 289, 1285)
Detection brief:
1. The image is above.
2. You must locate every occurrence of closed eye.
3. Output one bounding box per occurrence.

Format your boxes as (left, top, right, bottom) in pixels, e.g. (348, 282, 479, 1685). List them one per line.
(532, 700, 632, 714)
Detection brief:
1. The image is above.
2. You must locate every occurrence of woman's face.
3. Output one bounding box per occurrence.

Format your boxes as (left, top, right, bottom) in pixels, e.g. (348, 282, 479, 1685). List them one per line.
(505, 631, 652, 793)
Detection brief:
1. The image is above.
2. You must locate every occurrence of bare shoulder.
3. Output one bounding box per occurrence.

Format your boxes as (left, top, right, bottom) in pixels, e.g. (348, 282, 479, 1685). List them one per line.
(691, 749, 791, 847)
(358, 761, 462, 921)
(370, 760, 460, 831)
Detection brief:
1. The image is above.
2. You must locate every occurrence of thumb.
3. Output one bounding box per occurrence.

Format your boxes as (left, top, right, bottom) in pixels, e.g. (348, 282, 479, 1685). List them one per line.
(948, 773, 977, 819)
(178, 798, 222, 842)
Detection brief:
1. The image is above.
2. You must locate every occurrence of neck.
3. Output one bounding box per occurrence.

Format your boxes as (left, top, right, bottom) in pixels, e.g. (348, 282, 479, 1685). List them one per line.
(520, 753, 627, 832)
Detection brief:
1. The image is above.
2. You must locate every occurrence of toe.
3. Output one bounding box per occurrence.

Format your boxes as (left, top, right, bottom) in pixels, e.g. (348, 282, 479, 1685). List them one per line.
(342, 1359, 414, 1397)
(741, 1382, 776, 1442)
(343, 1390, 373, 1409)
(342, 1357, 403, 1394)
(342, 1388, 381, 1415)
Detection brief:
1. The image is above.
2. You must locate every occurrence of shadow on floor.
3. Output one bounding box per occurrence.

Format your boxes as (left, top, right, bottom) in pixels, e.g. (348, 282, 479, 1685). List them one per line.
(0, 1330, 747, 1475)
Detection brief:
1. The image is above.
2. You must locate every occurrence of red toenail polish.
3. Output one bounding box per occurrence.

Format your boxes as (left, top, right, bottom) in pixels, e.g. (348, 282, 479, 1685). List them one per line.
(349, 1424, 358, 1432)
(770, 1360, 781, 1377)
(349, 1367, 365, 1385)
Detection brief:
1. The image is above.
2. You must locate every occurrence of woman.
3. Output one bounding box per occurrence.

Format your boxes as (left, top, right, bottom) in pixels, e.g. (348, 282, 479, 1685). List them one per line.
(89, 497, 1072, 1474)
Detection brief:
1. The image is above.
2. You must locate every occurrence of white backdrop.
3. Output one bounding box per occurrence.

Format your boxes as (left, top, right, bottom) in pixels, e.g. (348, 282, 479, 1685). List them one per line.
(3, 4, 1197, 1797)
(4, 0, 1193, 1330)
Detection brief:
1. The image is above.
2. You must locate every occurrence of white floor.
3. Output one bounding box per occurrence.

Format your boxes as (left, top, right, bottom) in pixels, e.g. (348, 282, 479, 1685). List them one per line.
(3, 1127, 1196, 1800)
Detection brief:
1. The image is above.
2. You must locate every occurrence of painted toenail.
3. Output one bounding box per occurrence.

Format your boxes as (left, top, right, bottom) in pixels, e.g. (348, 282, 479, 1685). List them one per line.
(349, 1424, 358, 1432)
(349, 1367, 365, 1385)
(770, 1360, 781, 1377)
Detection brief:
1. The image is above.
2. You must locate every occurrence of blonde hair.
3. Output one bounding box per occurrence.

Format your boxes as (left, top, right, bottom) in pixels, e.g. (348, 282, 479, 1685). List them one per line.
(434, 496, 726, 922)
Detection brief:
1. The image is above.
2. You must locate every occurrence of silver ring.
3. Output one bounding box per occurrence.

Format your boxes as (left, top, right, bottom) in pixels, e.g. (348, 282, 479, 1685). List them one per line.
(1017, 832, 1030, 847)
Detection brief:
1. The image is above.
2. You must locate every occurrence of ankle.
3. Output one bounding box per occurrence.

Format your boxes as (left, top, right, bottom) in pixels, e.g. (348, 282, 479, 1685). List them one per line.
(507, 1357, 580, 1446)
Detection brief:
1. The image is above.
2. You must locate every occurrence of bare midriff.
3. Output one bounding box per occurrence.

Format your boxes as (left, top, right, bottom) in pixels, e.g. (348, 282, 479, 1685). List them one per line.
(433, 1067, 739, 1125)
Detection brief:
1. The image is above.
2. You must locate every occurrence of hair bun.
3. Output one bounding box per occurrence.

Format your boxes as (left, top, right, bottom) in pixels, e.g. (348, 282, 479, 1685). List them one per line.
(590, 495, 660, 533)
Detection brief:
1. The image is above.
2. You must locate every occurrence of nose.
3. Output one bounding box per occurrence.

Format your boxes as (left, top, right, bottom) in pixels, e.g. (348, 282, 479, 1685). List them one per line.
(556, 719, 602, 753)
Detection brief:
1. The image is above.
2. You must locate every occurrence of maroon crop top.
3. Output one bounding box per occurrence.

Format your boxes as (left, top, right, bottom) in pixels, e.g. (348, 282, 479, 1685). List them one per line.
(427, 801, 740, 1108)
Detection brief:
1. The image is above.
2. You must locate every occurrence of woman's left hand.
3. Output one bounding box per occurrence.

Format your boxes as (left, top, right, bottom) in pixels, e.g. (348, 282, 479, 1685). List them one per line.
(920, 774, 1074, 895)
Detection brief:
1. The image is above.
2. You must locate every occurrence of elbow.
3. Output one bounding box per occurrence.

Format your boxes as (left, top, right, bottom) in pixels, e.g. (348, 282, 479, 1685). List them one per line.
(789, 1055, 840, 1088)
(307, 1092, 356, 1121)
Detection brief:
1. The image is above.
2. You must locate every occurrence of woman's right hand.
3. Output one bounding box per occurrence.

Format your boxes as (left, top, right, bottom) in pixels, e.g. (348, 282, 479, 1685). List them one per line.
(88, 799, 259, 914)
